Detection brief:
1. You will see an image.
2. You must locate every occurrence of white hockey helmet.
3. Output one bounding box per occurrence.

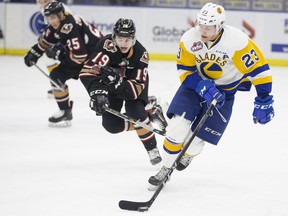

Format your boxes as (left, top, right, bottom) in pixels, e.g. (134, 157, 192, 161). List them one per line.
(197, 2, 226, 34)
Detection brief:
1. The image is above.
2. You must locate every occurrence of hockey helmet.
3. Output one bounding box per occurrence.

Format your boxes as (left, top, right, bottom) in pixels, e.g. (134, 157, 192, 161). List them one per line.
(113, 18, 136, 38)
(44, 1, 64, 16)
(197, 2, 226, 34)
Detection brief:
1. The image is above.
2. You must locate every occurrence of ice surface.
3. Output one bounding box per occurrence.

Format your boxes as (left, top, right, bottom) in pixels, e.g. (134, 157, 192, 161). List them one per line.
(0, 56, 288, 216)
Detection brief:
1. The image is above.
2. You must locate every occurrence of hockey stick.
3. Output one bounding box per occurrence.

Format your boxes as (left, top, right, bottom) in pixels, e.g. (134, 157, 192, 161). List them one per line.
(118, 99, 217, 212)
(88, 65, 166, 135)
(103, 106, 166, 136)
(34, 64, 65, 91)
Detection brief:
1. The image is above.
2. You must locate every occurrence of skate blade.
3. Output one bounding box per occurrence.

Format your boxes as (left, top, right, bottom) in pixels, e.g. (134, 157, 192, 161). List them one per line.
(147, 183, 159, 191)
(48, 120, 72, 128)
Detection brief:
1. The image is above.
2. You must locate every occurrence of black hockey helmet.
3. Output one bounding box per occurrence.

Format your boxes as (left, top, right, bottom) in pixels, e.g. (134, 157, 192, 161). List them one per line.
(44, 1, 64, 16)
(113, 18, 136, 38)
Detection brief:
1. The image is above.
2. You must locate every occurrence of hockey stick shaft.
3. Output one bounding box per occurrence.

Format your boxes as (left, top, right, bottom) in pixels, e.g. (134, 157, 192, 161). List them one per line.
(34, 64, 65, 91)
(119, 99, 217, 211)
(103, 106, 166, 136)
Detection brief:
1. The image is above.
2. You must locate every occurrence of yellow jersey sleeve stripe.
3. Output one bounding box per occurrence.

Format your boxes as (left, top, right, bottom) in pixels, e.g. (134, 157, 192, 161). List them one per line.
(251, 75, 272, 86)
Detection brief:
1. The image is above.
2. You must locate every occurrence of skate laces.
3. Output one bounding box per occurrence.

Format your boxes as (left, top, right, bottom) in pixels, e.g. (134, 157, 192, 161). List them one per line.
(154, 166, 169, 180)
(179, 154, 193, 167)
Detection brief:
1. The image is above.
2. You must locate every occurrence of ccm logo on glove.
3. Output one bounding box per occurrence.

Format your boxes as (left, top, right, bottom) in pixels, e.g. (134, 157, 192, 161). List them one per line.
(90, 89, 108, 96)
(254, 104, 273, 110)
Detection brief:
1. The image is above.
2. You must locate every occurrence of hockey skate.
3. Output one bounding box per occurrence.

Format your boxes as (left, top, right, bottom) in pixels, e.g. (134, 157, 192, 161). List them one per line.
(148, 166, 170, 190)
(176, 154, 193, 171)
(48, 101, 73, 127)
(146, 96, 168, 132)
(147, 147, 162, 166)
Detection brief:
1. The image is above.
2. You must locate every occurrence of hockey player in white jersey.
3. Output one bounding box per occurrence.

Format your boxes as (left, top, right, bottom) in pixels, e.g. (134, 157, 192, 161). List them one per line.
(148, 2, 275, 187)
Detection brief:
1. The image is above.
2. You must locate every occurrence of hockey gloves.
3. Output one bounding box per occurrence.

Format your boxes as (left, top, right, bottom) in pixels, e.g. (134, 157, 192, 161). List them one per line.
(45, 42, 67, 61)
(24, 46, 42, 67)
(253, 95, 274, 124)
(195, 80, 225, 108)
(100, 66, 123, 93)
(89, 86, 110, 116)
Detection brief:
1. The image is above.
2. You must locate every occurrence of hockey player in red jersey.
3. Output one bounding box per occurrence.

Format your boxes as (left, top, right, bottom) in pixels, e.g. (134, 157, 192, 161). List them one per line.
(24, 1, 103, 127)
(148, 2, 275, 187)
(80, 18, 167, 166)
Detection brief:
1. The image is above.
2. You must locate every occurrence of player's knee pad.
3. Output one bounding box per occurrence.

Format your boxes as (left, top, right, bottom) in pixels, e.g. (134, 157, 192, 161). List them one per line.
(186, 136, 205, 156)
(102, 118, 125, 134)
(102, 121, 123, 134)
(163, 114, 191, 154)
(166, 114, 191, 143)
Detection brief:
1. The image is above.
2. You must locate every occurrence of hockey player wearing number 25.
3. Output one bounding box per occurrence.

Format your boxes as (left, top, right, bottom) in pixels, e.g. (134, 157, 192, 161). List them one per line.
(149, 3, 275, 187)
(24, 1, 103, 127)
(35, 0, 73, 98)
(80, 18, 167, 166)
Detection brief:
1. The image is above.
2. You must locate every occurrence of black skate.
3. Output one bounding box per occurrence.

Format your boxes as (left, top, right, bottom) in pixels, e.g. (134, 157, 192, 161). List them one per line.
(147, 147, 162, 166)
(48, 101, 73, 127)
(176, 154, 193, 171)
(146, 96, 168, 132)
(148, 166, 170, 190)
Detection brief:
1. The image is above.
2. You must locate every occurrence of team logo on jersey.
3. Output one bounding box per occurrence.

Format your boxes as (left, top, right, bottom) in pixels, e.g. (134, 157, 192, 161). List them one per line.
(29, 11, 48, 36)
(199, 61, 223, 79)
(61, 23, 73, 34)
(103, 40, 117, 53)
(191, 41, 203, 52)
(140, 51, 149, 64)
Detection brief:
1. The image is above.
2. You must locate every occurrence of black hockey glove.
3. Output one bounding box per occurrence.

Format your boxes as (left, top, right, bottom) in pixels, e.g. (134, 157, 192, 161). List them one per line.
(100, 66, 123, 92)
(89, 86, 110, 116)
(45, 42, 67, 61)
(24, 46, 42, 67)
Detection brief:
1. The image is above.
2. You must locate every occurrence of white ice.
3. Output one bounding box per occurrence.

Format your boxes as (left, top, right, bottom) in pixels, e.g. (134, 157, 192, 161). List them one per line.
(0, 56, 288, 216)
